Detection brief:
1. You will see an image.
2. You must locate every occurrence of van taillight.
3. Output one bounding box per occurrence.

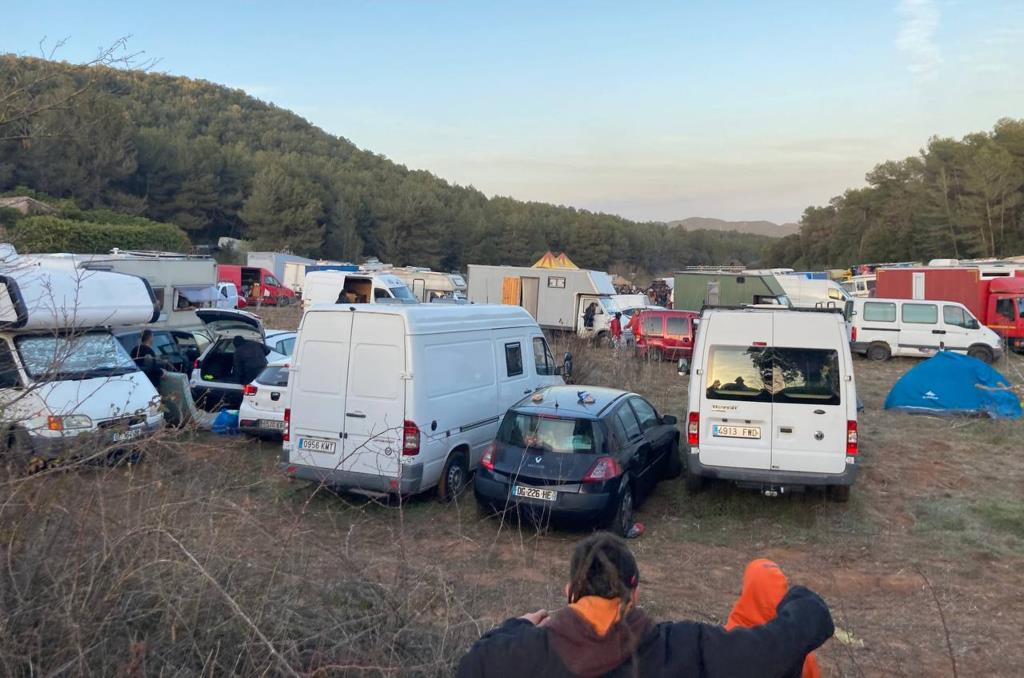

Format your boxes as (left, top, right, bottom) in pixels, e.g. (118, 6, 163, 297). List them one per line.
(846, 420, 858, 456)
(193, 359, 200, 370)
(851, 326, 858, 342)
(242, 384, 258, 396)
(480, 442, 496, 471)
(403, 420, 420, 456)
(687, 412, 700, 446)
(283, 408, 291, 442)
(582, 456, 622, 483)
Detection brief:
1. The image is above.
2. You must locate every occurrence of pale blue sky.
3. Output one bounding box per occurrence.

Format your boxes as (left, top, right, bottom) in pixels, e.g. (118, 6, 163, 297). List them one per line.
(3, 1, 1023, 223)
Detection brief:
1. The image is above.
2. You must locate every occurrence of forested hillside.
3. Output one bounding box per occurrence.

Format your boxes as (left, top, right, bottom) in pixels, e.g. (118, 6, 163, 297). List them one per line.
(667, 217, 800, 238)
(0, 56, 771, 273)
(766, 119, 1024, 269)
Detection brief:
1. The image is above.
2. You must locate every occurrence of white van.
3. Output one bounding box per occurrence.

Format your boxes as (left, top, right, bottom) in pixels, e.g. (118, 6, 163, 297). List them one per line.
(851, 297, 1003, 363)
(0, 250, 164, 465)
(282, 305, 567, 500)
(684, 307, 858, 500)
(775, 275, 852, 311)
(301, 271, 417, 309)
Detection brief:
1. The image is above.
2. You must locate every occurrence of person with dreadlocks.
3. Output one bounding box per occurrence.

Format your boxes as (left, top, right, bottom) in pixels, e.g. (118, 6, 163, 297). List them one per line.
(457, 533, 833, 677)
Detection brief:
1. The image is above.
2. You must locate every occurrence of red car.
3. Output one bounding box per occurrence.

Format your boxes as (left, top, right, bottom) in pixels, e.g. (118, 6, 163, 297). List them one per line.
(634, 309, 699, 361)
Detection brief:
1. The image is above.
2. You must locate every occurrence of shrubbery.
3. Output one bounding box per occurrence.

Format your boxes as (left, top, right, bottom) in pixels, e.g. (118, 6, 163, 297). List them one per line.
(10, 215, 191, 253)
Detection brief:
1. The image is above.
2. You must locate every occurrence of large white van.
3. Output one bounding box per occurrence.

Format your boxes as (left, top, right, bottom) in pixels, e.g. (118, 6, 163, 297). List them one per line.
(775, 275, 852, 311)
(851, 298, 1003, 363)
(301, 271, 417, 309)
(0, 249, 164, 466)
(684, 307, 858, 500)
(282, 305, 567, 500)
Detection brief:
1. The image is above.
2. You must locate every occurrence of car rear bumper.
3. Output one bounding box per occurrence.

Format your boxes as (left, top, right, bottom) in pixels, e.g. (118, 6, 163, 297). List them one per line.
(687, 449, 858, 487)
(474, 469, 617, 518)
(27, 417, 163, 461)
(281, 460, 424, 495)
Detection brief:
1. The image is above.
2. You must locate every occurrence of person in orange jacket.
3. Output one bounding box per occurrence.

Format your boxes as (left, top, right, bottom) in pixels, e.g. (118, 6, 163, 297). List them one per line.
(726, 559, 822, 678)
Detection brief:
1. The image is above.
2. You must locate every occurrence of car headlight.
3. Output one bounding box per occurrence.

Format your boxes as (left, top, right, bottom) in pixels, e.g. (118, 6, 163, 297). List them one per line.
(148, 396, 162, 413)
(47, 415, 93, 431)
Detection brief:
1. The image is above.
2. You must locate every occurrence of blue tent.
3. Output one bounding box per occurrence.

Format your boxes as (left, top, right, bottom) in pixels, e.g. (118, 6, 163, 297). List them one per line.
(884, 352, 1022, 419)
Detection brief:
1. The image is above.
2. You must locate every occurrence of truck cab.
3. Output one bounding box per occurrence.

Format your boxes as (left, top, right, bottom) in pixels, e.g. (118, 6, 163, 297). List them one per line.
(218, 265, 296, 307)
(988, 279, 1024, 351)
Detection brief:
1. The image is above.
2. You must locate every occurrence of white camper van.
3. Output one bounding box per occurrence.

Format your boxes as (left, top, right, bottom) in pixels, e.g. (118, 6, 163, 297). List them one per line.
(466, 264, 617, 339)
(775, 275, 852, 311)
(300, 271, 417, 309)
(851, 297, 1002, 363)
(282, 305, 568, 500)
(382, 267, 468, 303)
(684, 307, 858, 501)
(0, 249, 164, 464)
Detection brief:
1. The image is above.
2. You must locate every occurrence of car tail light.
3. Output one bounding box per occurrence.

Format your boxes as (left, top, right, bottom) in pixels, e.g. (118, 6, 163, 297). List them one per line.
(403, 420, 420, 456)
(283, 408, 291, 442)
(846, 420, 858, 456)
(687, 412, 700, 446)
(582, 456, 622, 483)
(851, 326, 858, 342)
(242, 384, 258, 396)
(193, 359, 200, 370)
(480, 442, 496, 471)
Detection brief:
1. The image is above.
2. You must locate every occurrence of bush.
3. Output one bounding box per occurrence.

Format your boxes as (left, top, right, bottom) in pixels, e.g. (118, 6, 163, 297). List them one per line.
(10, 215, 191, 253)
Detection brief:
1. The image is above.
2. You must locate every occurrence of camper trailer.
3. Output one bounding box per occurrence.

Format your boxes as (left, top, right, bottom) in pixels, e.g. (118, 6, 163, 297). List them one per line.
(672, 272, 790, 312)
(0, 247, 164, 464)
(382, 267, 468, 303)
(467, 264, 617, 339)
(300, 270, 417, 309)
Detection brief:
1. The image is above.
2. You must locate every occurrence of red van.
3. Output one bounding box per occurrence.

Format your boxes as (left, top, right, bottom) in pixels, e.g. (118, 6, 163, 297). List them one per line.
(217, 265, 296, 306)
(634, 309, 699, 361)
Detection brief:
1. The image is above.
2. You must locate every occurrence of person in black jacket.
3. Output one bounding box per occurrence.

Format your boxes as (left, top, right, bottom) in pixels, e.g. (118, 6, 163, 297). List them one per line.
(457, 533, 834, 678)
(131, 330, 164, 387)
(231, 335, 268, 386)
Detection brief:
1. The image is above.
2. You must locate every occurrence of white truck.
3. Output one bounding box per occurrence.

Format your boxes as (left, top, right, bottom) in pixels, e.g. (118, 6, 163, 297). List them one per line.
(246, 252, 315, 286)
(0, 246, 164, 466)
(774, 275, 853, 317)
(301, 270, 418, 309)
(467, 264, 618, 340)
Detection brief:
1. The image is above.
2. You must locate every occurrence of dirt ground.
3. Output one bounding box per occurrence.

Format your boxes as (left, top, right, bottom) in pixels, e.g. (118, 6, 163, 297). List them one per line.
(3, 305, 1022, 676)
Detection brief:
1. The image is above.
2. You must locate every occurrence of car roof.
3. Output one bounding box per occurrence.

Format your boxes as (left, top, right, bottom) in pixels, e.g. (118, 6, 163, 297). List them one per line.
(512, 385, 632, 419)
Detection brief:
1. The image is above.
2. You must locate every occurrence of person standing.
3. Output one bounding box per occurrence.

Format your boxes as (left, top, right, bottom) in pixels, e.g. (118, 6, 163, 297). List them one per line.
(231, 335, 268, 386)
(609, 312, 622, 348)
(584, 302, 598, 329)
(131, 329, 164, 387)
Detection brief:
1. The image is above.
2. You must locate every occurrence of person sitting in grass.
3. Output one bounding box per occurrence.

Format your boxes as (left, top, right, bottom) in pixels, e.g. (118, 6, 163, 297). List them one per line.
(457, 533, 833, 678)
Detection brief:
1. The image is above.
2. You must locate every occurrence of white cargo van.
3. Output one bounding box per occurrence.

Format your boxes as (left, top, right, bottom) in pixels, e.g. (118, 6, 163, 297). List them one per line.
(300, 270, 417, 309)
(851, 297, 1002, 363)
(775, 275, 852, 312)
(684, 307, 858, 500)
(282, 305, 567, 500)
(0, 249, 164, 465)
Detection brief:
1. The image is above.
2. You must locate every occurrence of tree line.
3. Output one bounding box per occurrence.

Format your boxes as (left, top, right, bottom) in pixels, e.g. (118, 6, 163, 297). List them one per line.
(0, 55, 771, 276)
(766, 118, 1024, 269)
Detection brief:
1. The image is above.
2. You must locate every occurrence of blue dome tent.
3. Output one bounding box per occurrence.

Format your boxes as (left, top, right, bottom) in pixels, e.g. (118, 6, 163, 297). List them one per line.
(884, 352, 1022, 419)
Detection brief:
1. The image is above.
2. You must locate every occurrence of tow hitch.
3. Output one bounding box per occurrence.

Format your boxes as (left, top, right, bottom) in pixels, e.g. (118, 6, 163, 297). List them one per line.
(763, 485, 786, 498)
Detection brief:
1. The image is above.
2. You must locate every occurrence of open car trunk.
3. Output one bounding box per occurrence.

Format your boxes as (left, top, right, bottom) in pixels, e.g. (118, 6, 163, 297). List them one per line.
(196, 309, 265, 341)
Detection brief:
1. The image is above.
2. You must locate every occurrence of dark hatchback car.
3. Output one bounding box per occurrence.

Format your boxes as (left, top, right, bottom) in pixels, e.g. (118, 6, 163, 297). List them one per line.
(474, 386, 681, 536)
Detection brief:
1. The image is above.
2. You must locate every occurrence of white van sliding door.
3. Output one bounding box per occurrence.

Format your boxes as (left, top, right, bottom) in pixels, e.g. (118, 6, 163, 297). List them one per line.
(899, 302, 941, 355)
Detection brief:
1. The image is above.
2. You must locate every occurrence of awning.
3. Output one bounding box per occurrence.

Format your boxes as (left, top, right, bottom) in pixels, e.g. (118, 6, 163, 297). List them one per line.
(176, 285, 220, 303)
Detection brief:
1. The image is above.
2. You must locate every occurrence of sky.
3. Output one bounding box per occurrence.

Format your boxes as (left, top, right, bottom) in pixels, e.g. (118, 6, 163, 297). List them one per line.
(3, 1, 1024, 224)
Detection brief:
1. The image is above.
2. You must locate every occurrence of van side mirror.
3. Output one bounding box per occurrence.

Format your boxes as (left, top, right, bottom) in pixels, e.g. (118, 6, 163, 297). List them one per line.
(677, 358, 690, 375)
(562, 352, 573, 378)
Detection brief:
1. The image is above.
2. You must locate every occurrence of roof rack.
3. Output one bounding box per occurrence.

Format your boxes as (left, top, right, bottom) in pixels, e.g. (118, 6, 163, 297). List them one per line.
(676, 265, 746, 273)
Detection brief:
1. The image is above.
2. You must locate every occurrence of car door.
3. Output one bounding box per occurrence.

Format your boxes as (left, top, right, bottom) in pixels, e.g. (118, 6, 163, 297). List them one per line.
(940, 304, 971, 352)
(898, 302, 941, 356)
(628, 396, 670, 492)
(611, 403, 645, 486)
(151, 331, 187, 372)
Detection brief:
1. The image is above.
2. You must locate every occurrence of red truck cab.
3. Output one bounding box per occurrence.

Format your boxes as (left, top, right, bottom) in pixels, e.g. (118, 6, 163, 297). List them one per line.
(986, 277, 1024, 350)
(217, 265, 296, 307)
(633, 309, 700, 360)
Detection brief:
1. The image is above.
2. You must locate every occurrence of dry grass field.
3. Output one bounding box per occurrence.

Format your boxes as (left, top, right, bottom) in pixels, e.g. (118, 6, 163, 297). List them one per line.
(1, 304, 1021, 676)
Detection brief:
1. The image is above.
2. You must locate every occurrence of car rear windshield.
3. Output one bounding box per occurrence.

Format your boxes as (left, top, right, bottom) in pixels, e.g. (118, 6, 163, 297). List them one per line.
(497, 413, 596, 453)
(257, 365, 289, 387)
(706, 346, 841, 405)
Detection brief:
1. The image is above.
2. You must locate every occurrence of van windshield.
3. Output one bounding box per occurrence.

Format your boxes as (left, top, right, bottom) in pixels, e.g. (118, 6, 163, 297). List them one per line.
(497, 413, 596, 454)
(705, 346, 841, 405)
(16, 332, 138, 382)
(389, 286, 418, 302)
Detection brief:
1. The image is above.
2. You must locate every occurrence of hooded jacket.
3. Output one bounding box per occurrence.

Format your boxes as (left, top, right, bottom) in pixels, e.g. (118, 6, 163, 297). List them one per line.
(726, 560, 821, 678)
(457, 585, 833, 678)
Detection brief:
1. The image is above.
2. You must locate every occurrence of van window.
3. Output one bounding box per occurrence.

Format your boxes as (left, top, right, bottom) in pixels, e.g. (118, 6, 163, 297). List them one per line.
(504, 342, 523, 377)
(629, 398, 659, 432)
(827, 288, 844, 301)
(863, 302, 896, 322)
(0, 340, 21, 388)
(151, 287, 165, 313)
(902, 303, 938, 324)
(547, 276, 566, 289)
(266, 275, 282, 287)
(771, 348, 841, 406)
(705, 347, 771, 402)
(614, 405, 642, 440)
(373, 288, 391, 301)
(943, 306, 969, 328)
(995, 298, 1016, 321)
(642, 315, 663, 336)
(533, 337, 555, 376)
(498, 412, 594, 453)
(666, 317, 689, 336)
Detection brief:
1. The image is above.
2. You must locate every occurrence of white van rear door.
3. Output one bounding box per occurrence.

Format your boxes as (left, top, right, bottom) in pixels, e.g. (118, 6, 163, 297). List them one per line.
(290, 312, 354, 471)
(697, 313, 773, 471)
(769, 317, 848, 475)
(343, 313, 406, 478)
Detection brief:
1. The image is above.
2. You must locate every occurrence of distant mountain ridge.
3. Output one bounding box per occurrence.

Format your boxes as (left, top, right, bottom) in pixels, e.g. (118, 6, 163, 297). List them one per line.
(667, 217, 800, 238)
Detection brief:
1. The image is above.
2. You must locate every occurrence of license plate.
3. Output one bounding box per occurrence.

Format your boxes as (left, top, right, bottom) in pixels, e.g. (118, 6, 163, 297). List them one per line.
(712, 424, 761, 439)
(513, 485, 557, 502)
(298, 437, 337, 454)
(112, 428, 142, 443)
(260, 419, 285, 430)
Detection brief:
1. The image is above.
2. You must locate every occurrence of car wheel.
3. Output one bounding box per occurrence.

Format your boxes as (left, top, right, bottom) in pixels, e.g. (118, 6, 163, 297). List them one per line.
(684, 462, 705, 493)
(828, 485, 851, 503)
(438, 451, 468, 503)
(608, 482, 634, 537)
(649, 347, 663, 362)
(967, 346, 994, 363)
(866, 342, 891, 362)
(664, 438, 682, 479)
